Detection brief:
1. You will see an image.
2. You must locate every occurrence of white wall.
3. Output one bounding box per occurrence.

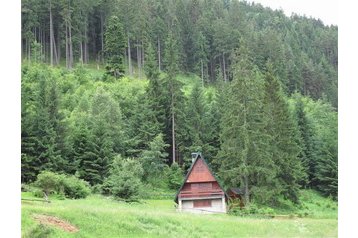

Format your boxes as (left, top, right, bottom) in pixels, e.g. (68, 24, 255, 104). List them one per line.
(179, 197, 226, 214)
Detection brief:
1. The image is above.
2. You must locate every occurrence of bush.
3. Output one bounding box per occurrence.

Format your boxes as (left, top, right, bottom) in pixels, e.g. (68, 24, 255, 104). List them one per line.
(34, 171, 62, 196)
(104, 156, 144, 201)
(34, 171, 91, 199)
(167, 163, 183, 190)
(62, 175, 91, 199)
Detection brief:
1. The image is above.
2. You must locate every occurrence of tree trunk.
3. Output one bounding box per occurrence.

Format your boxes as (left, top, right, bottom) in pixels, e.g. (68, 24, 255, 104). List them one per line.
(222, 52, 227, 82)
(157, 37, 161, 71)
(84, 23, 88, 63)
(57, 27, 61, 63)
(65, 22, 69, 68)
(43, 30, 46, 63)
(69, 20, 73, 69)
(142, 40, 145, 70)
(80, 41, 83, 65)
(28, 38, 31, 62)
(172, 103, 176, 164)
(244, 175, 249, 204)
(53, 32, 58, 65)
(137, 42, 141, 78)
(100, 13, 104, 63)
(127, 35, 132, 76)
(49, 0, 53, 66)
(210, 58, 214, 82)
(201, 59, 204, 86)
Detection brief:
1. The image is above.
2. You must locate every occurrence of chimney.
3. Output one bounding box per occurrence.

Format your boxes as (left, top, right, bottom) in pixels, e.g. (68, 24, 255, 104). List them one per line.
(191, 152, 199, 163)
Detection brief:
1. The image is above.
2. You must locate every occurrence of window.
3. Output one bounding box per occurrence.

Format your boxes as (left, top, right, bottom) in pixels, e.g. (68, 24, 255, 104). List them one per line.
(193, 200, 212, 207)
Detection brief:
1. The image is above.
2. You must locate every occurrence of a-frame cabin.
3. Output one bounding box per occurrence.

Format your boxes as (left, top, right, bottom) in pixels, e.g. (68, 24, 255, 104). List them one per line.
(174, 153, 227, 213)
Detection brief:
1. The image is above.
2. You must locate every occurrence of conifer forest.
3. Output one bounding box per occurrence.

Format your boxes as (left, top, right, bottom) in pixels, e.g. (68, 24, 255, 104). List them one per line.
(21, 0, 338, 206)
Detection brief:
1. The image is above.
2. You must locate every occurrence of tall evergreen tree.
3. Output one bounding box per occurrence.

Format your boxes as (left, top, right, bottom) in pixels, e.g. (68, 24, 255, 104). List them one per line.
(218, 47, 276, 205)
(163, 31, 184, 164)
(294, 93, 316, 187)
(104, 15, 125, 78)
(263, 65, 306, 203)
(140, 133, 169, 184)
(144, 42, 160, 81)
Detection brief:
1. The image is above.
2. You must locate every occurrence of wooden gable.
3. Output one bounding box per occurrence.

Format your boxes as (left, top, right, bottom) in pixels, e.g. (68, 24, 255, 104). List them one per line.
(175, 153, 228, 203)
(186, 158, 216, 183)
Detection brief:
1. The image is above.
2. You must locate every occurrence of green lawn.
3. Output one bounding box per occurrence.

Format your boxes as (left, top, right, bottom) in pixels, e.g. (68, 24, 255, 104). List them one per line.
(21, 191, 337, 238)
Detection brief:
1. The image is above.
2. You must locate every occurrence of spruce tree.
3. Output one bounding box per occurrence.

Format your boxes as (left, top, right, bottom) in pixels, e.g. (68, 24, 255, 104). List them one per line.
(263, 65, 306, 203)
(104, 15, 125, 78)
(144, 42, 160, 81)
(163, 31, 184, 164)
(294, 93, 316, 187)
(141, 133, 169, 184)
(218, 47, 275, 205)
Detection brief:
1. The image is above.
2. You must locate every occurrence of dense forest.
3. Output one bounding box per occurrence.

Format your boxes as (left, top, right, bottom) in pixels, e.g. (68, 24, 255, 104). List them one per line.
(21, 0, 338, 205)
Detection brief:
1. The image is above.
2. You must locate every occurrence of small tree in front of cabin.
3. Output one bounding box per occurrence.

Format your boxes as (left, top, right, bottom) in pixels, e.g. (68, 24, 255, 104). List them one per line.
(167, 163, 183, 190)
(141, 133, 169, 186)
(104, 155, 144, 201)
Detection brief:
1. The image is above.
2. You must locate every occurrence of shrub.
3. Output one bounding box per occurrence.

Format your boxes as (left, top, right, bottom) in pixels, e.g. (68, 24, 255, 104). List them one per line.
(105, 156, 144, 201)
(34, 171, 62, 196)
(167, 163, 183, 190)
(62, 175, 91, 199)
(34, 171, 91, 199)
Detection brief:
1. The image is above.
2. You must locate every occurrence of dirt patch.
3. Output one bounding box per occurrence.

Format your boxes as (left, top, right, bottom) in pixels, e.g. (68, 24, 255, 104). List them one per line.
(33, 214, 79, 233)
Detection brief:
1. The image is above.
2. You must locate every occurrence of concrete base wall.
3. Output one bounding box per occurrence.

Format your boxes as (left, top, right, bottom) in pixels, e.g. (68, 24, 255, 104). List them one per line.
(178, 196, 226, 214)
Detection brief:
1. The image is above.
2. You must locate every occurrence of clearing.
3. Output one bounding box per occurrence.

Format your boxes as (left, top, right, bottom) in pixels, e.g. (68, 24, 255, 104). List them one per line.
(21, 191, 337, 238)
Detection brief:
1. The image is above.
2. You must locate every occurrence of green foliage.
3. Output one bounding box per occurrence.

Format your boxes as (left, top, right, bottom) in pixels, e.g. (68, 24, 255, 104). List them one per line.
(104, 16, 125, 78)
(34, 171, 61, 196)
(104, 156, 144, 201)
(144, 42, 160, 80)
(31, 41, 43, 63)
(167, 163, 183, 190)
(263, 67, 306, 203)
(61, 175, 91, 199)
(218, 47, 275, 204)
(34, 171, 90, 199)
(141, 134, 169, 185)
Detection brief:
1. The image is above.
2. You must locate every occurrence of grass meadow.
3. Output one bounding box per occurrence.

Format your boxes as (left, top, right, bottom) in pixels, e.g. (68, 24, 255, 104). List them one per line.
(21, 190, 337, 238)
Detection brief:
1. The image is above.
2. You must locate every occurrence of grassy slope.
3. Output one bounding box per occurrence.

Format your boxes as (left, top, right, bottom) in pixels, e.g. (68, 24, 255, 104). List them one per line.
(22, 191, 337, 238)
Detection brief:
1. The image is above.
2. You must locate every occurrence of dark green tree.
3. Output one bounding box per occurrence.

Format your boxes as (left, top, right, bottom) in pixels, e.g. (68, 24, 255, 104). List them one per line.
(104, 15, 125, 78)
(144, 42, 160, 81)
(263, 65, 306, 203)
(163, 31, 185, 164)
(141, 133, 169, 185)
(218, 47, 276, 205)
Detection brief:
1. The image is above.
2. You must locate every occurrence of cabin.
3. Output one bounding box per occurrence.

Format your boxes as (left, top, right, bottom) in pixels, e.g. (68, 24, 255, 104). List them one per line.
(174, 153, 227, 213)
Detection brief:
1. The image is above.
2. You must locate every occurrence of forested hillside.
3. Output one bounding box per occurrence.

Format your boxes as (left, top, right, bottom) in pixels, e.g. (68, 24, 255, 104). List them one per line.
(21, 0, 338, 205)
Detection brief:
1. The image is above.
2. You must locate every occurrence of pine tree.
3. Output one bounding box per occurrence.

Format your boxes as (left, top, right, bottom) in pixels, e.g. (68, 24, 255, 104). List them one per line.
(141, 133, 169, 184)
(294, 93, 316, 187)
(104, 15, 125, 78)
(144, 42, 160, 81)
(163, 31, 184, 164)
(263, 65, 306, 203)
(218, 47, 275, 205)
